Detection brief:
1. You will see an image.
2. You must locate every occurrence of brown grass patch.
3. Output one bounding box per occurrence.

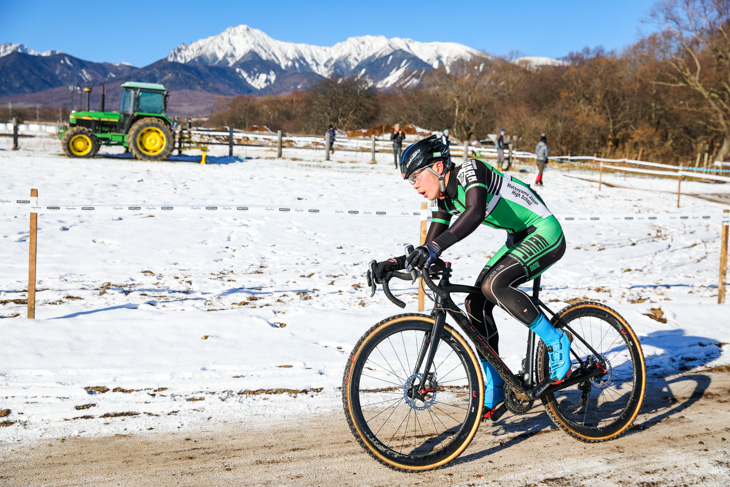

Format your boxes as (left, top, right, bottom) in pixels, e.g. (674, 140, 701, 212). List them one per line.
(100, 412, 140, 418)
(238, 388, 323, 396)
(644, 308, 667, 323)
(84, 386, 109, 394)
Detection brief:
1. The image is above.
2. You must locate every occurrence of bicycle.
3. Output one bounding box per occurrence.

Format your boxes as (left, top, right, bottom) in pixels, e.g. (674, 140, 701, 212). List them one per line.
(342, 250, 647, 472)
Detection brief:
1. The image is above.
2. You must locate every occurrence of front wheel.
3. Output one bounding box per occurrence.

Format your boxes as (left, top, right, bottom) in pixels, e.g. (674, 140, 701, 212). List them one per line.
(538, 302, 646, 442)
(342, 314, 483, 472)
(62, 126, 99, 158)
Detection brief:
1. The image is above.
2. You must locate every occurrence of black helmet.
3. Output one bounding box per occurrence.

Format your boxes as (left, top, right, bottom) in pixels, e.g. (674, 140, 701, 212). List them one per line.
(399, 135, 450, 180)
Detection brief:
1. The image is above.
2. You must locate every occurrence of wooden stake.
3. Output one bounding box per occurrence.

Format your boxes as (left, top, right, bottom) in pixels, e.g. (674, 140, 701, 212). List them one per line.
(677, 174, 682, 208)
(418, 202, 428, 312)
(599, 163, 603, 191)
(719, 209, 729, 304)
(28, 188, 38, 319)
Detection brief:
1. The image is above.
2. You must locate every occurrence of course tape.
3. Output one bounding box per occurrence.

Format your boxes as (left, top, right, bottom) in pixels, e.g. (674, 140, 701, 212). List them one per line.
(1, 198, 726, 224)
(0, 199, 428, 219)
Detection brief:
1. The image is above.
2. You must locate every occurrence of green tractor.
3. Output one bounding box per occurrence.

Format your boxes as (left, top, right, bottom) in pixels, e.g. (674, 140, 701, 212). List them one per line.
(59, 82, 175, 161)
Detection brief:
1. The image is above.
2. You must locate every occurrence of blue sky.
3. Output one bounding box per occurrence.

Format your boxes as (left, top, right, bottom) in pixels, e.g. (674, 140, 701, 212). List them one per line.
(0, 0, 661, 66)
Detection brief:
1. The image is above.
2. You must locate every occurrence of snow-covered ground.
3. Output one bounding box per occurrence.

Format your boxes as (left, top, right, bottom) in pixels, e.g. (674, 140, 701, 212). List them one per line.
(1, 137, 729, 444)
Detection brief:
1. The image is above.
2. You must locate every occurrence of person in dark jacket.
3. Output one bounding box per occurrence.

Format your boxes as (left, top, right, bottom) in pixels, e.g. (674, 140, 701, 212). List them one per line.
(496, 128, 506, 167)
(325, 125, 336, 154)
(535, 133, 549, 186)
(390, 124, 406, 168)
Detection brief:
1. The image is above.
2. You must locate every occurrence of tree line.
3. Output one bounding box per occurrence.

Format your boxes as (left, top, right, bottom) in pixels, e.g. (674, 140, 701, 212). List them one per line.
(206, 0, 729, 164)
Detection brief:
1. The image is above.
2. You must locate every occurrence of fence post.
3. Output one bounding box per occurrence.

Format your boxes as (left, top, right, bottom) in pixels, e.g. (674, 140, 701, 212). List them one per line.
(12, 117, 19, 150)
(28, 189, 38, 319)
(325, 132, 331, 161)
(463, 140, 469, 161)
(228, 126, 234, 157)
(599, 162, 603, 191)
(508, 143, 514, 171)
(371, 134, 376, 164)
(719, 209, 729, 304)
(677, 165, 683, 208)
(277, 130, 283, 158)
(418, 202, 428, 312)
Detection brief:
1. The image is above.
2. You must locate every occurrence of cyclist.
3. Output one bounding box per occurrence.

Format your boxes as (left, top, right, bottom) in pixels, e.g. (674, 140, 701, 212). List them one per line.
(372, 134, 571, 418)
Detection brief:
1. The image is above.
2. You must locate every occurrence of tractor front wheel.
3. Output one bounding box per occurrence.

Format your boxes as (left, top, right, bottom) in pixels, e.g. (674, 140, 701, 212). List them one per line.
(62, 127, 99, 158)
(128, 118, 173, 161)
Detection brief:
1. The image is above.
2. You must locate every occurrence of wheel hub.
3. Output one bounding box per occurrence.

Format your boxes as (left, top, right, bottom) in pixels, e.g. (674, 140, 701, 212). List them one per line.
(138, 128, 165, 155)
(403, 374, 437, 410)
(590, 358, 613, 389)
(70, 135, 91, 155)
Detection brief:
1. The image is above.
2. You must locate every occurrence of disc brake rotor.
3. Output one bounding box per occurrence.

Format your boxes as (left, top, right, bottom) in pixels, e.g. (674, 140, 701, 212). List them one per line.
(403, 373, 437, 410)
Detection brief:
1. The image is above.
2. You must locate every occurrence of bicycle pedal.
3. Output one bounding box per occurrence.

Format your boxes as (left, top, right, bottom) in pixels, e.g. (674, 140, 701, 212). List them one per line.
(482, 403, 507, 422)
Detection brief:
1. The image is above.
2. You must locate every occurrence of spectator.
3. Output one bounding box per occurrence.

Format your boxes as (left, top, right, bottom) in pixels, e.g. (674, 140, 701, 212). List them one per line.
(390, 124, 406, 169)
(441, 129, 451, 148)
(496, 128, 506, 168)
(325, 125, 336, 154)
(535, 133, 549, 186)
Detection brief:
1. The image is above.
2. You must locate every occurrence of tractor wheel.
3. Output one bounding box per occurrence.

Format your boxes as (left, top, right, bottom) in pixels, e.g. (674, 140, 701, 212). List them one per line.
(62, 127, 99, 158)
(128, 118, 174, 161)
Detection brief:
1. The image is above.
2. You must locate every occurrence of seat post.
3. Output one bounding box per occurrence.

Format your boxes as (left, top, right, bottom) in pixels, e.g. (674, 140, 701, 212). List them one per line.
(532, 276, 541, 299)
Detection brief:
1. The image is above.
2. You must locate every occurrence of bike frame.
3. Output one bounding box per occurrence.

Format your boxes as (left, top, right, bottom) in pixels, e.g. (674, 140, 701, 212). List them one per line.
(407, 265, 606, 403)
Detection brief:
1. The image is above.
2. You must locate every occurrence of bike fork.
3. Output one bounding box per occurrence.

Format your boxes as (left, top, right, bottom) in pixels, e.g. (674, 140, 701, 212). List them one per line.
(411, 310, 446, 392)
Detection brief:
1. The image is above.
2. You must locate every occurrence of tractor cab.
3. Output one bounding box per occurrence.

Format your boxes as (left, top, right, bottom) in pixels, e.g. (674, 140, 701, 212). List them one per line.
(119, 82, 169, 133)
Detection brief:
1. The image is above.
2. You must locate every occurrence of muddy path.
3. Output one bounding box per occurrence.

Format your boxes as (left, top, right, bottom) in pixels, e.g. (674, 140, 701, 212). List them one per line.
(2, 368, 729, 487)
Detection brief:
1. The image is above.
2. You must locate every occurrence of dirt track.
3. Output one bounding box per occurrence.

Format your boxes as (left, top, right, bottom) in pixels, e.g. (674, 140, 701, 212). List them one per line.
(1, 368, 729, 487)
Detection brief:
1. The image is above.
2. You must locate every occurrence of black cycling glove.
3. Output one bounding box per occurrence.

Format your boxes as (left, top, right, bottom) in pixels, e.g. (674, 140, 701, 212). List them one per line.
(368, 255, 406, 286)
(405, 242, 442, 271)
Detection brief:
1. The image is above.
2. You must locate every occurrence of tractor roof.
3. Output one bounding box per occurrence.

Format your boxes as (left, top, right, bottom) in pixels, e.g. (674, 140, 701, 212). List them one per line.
(121, 81, 167, 91)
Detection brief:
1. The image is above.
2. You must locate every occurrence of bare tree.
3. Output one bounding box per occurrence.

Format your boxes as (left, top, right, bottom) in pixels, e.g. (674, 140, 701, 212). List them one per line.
(308, 76, 377, 131)
(425, 60, 495, 141)
(648, 0, 730, 160)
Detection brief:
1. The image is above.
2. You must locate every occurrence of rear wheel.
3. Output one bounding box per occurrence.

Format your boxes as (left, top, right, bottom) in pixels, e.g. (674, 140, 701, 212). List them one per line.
(342, 314, 483, 471)
(538, 302, 646, 442)
(62, 127, 99, 158)
(128, 118, 173, 161)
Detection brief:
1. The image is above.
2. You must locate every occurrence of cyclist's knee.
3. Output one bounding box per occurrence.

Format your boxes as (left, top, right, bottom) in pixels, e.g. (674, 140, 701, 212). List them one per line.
(481, 278, 501, 304)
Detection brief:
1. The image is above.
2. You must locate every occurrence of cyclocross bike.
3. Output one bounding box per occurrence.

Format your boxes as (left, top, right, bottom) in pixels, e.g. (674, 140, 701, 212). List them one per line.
(342, 251, 646, 472)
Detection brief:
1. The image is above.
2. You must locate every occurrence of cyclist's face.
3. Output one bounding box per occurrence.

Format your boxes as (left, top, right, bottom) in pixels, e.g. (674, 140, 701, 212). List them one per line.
(412, 161, 444, 200)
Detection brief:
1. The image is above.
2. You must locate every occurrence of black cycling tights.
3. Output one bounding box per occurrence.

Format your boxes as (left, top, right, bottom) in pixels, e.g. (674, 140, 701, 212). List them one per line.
(464, 255, 538, 359)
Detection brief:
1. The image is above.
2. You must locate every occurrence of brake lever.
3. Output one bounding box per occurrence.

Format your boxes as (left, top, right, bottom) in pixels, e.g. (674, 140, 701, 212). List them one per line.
(403, 244, 418, 283)
(367, 260, 377, 297)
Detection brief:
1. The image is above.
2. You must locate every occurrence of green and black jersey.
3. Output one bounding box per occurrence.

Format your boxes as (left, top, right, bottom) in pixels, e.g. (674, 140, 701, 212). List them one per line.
(428, 159, 564, 277)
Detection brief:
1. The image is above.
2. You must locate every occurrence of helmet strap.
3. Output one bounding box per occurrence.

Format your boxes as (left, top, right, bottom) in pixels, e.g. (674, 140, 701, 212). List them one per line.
(426, 160, 450, 196)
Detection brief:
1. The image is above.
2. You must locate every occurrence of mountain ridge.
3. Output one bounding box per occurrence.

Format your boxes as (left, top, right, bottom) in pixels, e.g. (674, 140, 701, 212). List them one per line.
(0, 30, 563, 116)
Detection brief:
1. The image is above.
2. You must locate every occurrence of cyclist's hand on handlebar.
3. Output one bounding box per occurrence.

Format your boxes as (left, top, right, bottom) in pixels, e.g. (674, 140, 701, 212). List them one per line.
(405, 242, 441, 271)
(367, 256, 406, 285)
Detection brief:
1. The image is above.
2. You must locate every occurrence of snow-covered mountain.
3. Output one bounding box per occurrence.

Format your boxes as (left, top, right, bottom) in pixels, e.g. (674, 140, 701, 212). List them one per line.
(0, 42, 60, 58)
(167, 25, 485, 89)
(513, 56, 568, 69)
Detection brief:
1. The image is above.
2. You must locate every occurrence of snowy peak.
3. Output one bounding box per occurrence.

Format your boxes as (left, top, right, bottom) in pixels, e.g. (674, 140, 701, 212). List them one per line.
(167, 25, 484, 88)
(513, 56, 567, 69)
(0, 42, 60, 58)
